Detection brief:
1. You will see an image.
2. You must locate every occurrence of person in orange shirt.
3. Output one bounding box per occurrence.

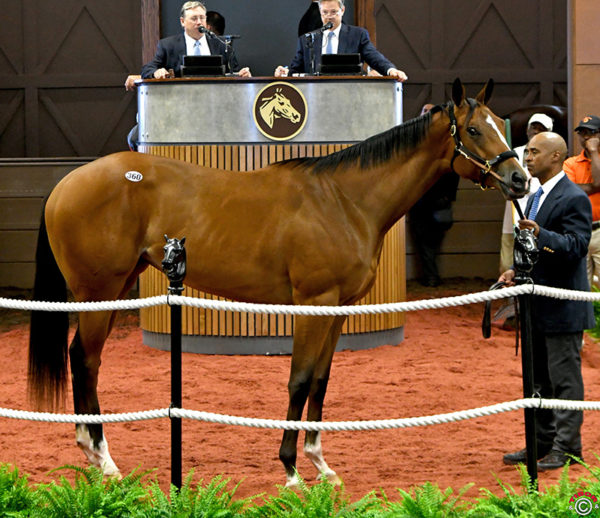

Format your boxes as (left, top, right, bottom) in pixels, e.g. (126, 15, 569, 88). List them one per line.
(564, 115, 600, 288)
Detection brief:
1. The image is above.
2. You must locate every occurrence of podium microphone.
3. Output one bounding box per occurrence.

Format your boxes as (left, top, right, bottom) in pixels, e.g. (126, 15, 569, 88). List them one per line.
(305, 21, 333, 37)
(199, 26, 214, 36)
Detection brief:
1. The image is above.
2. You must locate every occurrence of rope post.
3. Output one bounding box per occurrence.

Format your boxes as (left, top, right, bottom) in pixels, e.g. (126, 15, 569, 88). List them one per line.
(513, 224, 540, 491)
(162, 235, 187, 490)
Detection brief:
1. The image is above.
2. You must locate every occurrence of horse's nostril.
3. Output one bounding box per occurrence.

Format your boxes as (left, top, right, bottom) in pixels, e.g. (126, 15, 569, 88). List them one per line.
(511, 170, 526, 189)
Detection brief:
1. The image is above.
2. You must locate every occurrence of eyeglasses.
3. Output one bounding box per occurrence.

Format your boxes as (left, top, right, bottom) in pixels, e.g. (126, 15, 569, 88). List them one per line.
(320, 9, 341, 16)
(186, 15, 206, 22)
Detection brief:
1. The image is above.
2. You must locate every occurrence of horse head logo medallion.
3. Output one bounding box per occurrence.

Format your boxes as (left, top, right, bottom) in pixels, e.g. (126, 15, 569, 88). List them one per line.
(253, 82, 307, 141)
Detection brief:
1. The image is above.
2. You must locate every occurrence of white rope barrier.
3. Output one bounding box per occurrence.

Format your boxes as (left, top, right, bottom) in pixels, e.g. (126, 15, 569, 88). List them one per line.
(2, 284, 600, 434)
(2, 283, 600, 315)
(2, 398, 600, 430)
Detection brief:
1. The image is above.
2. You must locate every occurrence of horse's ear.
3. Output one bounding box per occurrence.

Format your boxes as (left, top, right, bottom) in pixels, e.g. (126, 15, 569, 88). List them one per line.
(452, 78, 465, 107)
(181, 237, 186, 245)
(475, 78, 494, 105)
(164, 234, 168, 242)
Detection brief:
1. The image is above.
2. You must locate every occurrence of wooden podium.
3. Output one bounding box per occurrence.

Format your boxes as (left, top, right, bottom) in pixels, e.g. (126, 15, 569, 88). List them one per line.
(137, 76, 406, 354)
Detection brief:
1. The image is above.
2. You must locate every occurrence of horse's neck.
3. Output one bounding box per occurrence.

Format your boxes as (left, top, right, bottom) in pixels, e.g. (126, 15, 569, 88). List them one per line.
(338, 125, 454, 234)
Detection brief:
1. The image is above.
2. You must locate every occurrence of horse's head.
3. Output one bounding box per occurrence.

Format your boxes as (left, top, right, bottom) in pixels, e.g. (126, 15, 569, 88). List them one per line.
(162, 235, 187, 285)
(443, 78, 529, 200)
(260, 89, 301, 128)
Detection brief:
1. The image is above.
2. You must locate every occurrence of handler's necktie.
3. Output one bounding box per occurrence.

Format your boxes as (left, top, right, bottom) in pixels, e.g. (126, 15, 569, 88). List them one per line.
(528, 187, 543, 221)
(193, 39, 201, 55)
(325, 31, 334, 54)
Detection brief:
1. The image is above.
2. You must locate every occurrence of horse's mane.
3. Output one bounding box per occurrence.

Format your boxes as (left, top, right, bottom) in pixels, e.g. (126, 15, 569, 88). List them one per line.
(275, 105, 444, 174)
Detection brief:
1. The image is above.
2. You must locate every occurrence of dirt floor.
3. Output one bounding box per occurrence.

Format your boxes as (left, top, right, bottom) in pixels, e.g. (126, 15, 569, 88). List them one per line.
(1, 279, 600, 502)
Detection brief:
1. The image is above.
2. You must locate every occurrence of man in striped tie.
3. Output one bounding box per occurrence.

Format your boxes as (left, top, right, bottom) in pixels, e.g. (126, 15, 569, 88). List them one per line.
(499, 132, 594, 471)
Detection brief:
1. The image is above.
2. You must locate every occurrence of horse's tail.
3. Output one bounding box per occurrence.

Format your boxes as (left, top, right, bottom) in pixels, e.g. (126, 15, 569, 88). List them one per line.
(28, 201, 69, 410)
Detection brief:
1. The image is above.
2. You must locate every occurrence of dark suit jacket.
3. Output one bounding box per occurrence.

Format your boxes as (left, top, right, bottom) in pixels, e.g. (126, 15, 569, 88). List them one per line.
(524, 174, 594, 333)
(288, 23, 395, 76)
(141, 32, 241, 78)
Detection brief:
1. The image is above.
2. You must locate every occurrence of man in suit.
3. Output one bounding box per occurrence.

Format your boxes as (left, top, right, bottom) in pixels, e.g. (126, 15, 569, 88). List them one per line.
(499, 132, 594, 471)
(274, 0, 407, 80)
(141, 1, 251, 79)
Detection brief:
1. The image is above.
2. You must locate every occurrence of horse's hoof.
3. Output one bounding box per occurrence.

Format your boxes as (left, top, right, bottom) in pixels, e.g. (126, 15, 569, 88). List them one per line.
(104, 470, 122, 481)
(318, 472, 342, 486)
(285, 473, 301, 489)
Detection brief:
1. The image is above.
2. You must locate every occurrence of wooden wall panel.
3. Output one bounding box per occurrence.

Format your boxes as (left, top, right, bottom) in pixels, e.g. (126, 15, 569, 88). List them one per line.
(0, 0, 142, 158)
(374, 0, 567, 120)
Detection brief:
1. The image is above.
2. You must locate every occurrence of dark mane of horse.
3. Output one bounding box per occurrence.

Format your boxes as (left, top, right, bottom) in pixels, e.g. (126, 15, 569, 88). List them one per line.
(275, 105, 445, 174)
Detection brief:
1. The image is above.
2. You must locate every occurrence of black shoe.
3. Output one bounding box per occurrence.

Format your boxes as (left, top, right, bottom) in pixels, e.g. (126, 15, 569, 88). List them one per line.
(503, 446, 551, 465)
(537, 449, 582, 471)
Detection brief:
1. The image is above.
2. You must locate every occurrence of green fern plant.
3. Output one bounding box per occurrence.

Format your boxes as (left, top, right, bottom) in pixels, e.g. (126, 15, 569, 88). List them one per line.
(30, 464, 152, 518)
(467, 464, 581, 517)
(245, 471, 383, 517)
(380, 481, 472, 517)
(145, 471, 252, 517)
(0, 464, 33, 516)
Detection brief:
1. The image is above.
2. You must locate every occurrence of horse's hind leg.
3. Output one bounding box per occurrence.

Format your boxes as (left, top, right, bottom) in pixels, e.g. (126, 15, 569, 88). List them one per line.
(279, 313, 339, 487)
(69, 266, 146, 476)
(303, 315, 346, 485)
(70, 309, 120, 476)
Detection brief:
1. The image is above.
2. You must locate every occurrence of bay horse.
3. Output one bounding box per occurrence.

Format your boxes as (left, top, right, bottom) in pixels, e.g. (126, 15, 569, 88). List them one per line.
(28, 78, 528, 487)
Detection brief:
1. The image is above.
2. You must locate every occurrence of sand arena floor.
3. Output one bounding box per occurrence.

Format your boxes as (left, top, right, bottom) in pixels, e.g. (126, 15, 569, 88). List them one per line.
(1, 278, 599, 500)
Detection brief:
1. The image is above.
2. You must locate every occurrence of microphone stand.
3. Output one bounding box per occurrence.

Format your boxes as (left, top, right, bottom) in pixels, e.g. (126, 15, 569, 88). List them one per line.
(202, 28, 240, 75)
(307, 33, 316, 75)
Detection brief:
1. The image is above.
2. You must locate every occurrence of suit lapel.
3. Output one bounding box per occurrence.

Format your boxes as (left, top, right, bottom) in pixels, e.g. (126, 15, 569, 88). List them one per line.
(533, 176, 567, 226)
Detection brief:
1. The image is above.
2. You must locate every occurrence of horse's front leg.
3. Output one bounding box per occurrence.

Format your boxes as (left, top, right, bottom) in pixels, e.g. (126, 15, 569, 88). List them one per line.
(70, 311, 120, 477)
(303, 315, 346, 485)
(279, 313, 337, 488)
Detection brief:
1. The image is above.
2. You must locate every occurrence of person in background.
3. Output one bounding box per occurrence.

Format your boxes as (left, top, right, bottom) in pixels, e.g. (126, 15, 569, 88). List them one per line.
(408, 104, 460, 287)
(206, 10, 225, 36)
(500, 132, 593, 471)
(499, 113, 552, 274)
(141, 1, 251, 78)
(564, 114, 600, 289)
(298, 0, 322, 36)
(274, 0, 407, 81)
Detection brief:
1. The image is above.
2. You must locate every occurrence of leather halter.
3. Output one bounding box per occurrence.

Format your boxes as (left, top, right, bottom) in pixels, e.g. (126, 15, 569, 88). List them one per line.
(447, 100, 517, 189)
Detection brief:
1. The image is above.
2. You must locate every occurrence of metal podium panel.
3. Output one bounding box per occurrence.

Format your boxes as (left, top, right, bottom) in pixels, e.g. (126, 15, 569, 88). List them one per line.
(137, 77, 402, 144)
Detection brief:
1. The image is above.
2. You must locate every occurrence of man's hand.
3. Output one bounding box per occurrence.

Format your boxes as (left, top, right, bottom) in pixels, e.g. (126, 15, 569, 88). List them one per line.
(585, 136, 599, 154)
(387, 68, 408, 82)
(498, 268, 516, 286)
(124, 75, 141, 91)
(237, 67, 252, 78)
(274, 66, 289, 77)
(153, 68, 173, 79)
(518, 218, 540, 237)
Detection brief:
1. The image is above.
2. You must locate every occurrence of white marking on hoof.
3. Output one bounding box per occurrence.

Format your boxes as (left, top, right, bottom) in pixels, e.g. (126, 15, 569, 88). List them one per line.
(76, 425, 121, 477)
(285, 471, 301, 488)
(304, 432, 338, 481)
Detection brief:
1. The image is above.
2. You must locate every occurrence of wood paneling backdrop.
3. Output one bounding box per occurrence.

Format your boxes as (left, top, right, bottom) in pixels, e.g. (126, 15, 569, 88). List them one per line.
(0, 0, 141, 158)
(0, 0, 574, 287)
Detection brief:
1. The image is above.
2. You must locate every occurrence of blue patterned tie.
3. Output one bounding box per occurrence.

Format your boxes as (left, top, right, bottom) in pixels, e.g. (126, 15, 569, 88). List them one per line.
(193, 39, 201, 55)
(325, 31, 334, 54)
(528, 187, 543, 221)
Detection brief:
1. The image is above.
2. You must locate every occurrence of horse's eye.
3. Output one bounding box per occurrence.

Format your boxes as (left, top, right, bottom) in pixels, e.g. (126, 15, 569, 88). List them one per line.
(466, 127, 480, 136)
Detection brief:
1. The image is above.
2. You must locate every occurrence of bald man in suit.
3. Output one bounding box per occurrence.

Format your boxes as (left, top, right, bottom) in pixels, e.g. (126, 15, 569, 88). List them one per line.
(500, 132, 593, 471)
